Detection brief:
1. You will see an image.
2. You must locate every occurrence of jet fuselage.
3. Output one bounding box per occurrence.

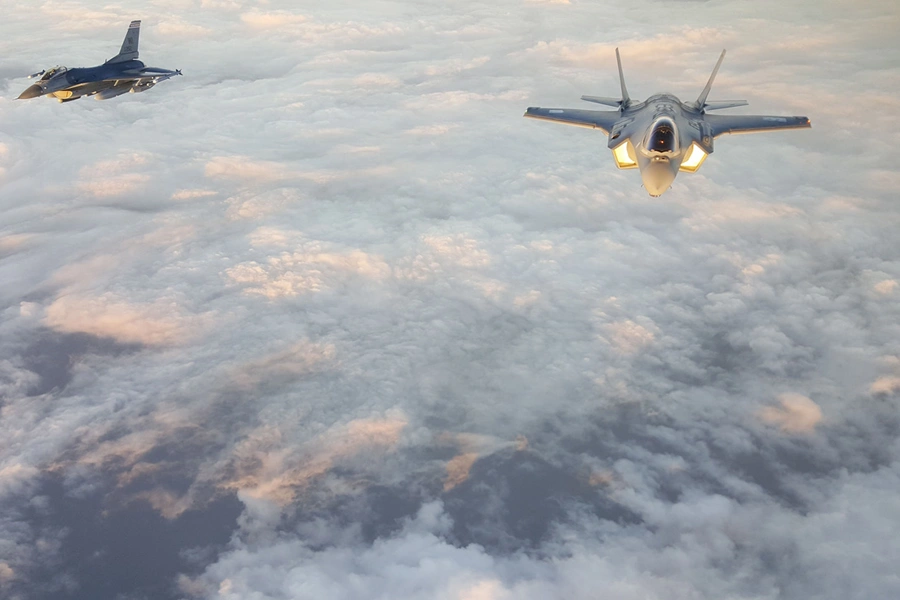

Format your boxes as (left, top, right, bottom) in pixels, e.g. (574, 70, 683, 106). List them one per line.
(607, 93, 715, 196)
(18, 20, 180, 102)
(524, 49, 810, 196)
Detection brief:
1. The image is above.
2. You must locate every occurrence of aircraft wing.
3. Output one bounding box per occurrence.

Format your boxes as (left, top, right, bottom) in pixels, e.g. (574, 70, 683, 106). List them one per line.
(524, 107, 620, 134)
(99, 71, 179, 84)
(705, 114, 810, 137)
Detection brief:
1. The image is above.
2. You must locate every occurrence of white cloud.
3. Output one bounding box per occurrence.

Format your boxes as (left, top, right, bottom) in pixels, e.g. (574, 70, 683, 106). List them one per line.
(42, 293, 202, 345)
(871, 376, 900, 395)
(0, 561, 14, 584)
(171, 188, 217, 201)
(204, 156, 292, 183)
(604, 319, 656, 355)
(240, 10, 309, 30)
(218, 415, 407, 505)
(1, 1, 899, 599)
(226, 243, 391, 298)
(759, 393, 824, 433)
(873, 279, 897, 295)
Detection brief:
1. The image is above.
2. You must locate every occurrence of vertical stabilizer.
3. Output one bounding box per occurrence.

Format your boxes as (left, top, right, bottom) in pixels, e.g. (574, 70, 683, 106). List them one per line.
(107, 20, 141, 64)
(695, 49, 726, 110)
(615, 48, 631, 108)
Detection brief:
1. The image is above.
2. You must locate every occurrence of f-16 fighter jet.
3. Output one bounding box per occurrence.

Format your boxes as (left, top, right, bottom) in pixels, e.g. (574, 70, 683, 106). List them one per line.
(18, 20, 181, 103)
(524, 50, 810, 196)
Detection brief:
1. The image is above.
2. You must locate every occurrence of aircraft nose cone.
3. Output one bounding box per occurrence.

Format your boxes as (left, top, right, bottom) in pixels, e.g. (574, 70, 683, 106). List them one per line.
(641, 159, 677, 197)
(18, 84, 43, 99)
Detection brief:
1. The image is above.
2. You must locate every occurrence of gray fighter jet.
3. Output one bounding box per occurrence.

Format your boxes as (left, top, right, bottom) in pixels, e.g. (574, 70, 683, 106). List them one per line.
(18, 20, 180, 103)
(524, 50, 810, 196)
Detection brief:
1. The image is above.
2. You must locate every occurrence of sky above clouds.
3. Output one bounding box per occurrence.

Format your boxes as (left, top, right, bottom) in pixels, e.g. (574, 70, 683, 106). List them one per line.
(1, 0, 899, 598)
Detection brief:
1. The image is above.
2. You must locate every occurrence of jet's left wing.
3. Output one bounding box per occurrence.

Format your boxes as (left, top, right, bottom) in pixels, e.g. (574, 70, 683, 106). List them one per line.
(705, 114, 810, 137)
(524, 107, 620, 134)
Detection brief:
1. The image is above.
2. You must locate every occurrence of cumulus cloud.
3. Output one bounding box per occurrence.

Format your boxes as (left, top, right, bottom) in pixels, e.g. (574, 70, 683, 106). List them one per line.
(871, 376, 900, 395)
(1, 0, 899, 599)
(220, 416, 407, 505)
(226, 242, 391, 298)
(43, 293, 201, 345)
(204, 155, 293, 183)
(240, 10, 308, 29)
(759, 393, 824, 433)
(228, 340, 337, 389)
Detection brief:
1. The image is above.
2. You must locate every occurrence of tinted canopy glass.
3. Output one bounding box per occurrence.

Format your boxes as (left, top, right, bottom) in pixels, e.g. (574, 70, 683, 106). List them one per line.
(647, 119, 677, 153)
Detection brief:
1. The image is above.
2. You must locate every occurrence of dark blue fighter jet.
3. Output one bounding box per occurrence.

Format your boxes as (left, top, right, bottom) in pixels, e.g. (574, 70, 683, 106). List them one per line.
(18, 20, 181, 102)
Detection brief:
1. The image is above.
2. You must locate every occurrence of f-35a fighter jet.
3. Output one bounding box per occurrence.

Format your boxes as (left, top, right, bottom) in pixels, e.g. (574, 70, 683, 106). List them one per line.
(524, 50, 810, 196)
(18, 20, 181, 103)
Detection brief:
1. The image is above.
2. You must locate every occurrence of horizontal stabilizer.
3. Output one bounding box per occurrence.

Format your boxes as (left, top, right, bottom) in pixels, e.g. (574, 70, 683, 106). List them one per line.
(703, 100, 749, 111)
(581, 95, 623, 107)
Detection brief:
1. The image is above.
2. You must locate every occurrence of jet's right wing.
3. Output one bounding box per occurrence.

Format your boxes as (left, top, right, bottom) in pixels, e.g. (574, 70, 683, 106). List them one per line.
(705, 113, 810, 137)
(97, 67, 181, 84)
(524, 107, 620, 135)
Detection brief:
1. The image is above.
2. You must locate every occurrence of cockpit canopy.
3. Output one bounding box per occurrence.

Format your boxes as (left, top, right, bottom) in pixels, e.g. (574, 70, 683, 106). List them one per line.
(39, 66, 67, 81)
(644, 117, 679, 154)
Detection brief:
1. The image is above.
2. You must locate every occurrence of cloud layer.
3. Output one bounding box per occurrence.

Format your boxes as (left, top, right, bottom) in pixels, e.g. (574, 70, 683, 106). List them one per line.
(1, 1, 899, 599)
